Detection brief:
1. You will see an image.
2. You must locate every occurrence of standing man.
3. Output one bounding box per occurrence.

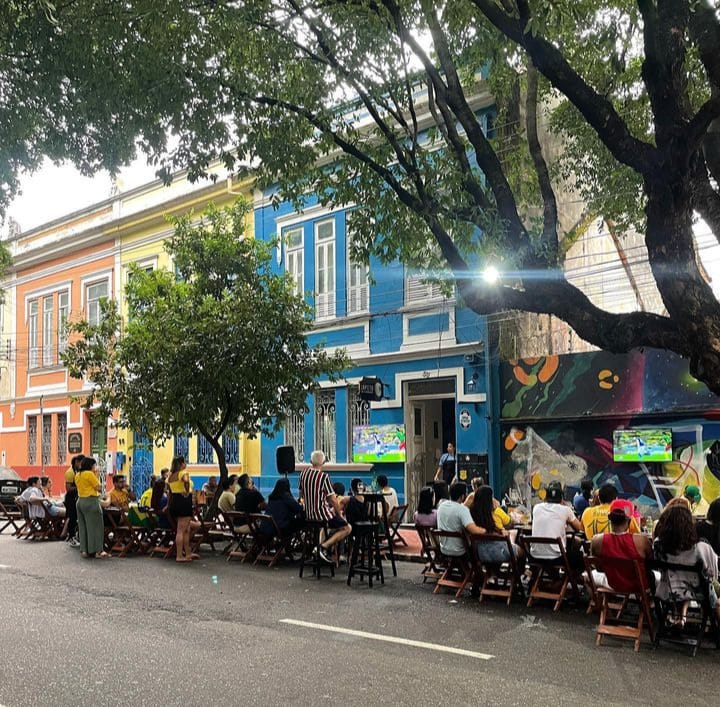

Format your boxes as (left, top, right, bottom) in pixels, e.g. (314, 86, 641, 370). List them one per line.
(434, 442, 457, 485)
(299, 450, 351, 564)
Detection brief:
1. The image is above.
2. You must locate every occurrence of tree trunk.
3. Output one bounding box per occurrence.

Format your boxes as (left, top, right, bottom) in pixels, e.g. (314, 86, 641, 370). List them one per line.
(203, 434, 229, 520)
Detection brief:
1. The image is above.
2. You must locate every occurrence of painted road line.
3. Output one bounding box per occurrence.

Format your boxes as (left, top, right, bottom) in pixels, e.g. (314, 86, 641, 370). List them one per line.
(280, 619, 494, 660)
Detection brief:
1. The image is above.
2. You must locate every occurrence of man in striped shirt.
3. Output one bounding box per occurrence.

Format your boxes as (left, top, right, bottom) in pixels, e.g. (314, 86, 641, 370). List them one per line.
(299, 450, 352, 564)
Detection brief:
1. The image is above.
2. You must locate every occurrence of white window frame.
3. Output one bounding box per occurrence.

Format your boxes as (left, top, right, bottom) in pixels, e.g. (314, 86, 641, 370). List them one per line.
(86, 280, 109, 326)
(42, 296, 54, 366)
(284, 226, 304, 298)
(346, 222, 369, 316)
(28, 300, 39, 369)
(314, 219, 336, 321)
(405, 274, 445, 307)
(57, 290, 69, 355)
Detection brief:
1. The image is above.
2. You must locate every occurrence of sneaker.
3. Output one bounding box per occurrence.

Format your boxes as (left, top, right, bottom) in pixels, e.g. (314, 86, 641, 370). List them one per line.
(318, 547, 334, 565)
(68, 537, 80, 548)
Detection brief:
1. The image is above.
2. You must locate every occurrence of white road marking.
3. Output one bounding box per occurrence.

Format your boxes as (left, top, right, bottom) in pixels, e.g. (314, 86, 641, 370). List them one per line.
(279, 619, 494, 660)
(0, 564, 9, 569)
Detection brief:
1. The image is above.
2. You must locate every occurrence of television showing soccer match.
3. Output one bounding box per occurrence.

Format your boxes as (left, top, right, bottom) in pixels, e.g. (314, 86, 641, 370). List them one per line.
(352, 424, 406, 463)
(613, 428, 673, 463)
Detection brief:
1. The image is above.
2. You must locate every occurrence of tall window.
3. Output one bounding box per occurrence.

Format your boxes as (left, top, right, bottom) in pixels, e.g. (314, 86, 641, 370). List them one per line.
(224, 425, 240, 465)
(57, 291, 69, 355)
(314, 389, 336, 462)
(405, 275, 444, 306)
(346, 220, 369, 315)
(57, 413, 67, 466)
(43, 296, 54, 366)
(28, 300, 39, 369)
(173, 427, 189, 460)
(28, 416, 37, 465)
(196, 434, 214, 464)
(285, 411, 305, 463)
(347, 385, 370, 462)
(284, 227, 303, 297)
(315, 219, 335, 320)
(42, 414, 52, 466)
(86, 281, 109, 326)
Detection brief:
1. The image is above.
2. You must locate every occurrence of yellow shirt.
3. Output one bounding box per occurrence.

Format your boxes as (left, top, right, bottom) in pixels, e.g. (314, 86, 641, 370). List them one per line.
(75, 471, 100, 498)
(168, 474, 193, 495)
(581, 503, 640, 539)
(109, 487, 130, 509)
(493, 506, 511, 531)
(64, 466, 76, 484)
(139, 488, 153, 507)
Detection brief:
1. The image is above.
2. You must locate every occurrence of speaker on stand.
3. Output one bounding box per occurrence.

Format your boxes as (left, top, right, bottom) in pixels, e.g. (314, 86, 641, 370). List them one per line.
(276, 445, 296, 478)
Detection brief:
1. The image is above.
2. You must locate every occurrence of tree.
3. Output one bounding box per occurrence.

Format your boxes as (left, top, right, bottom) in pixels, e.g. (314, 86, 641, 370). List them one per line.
(62, 200, 348, 482)
(6, 1, 720, 391)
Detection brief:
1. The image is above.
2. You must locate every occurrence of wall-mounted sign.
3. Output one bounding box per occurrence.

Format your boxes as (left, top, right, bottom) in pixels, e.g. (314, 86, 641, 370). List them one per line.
(459, 409, 472, 430)
(68, 432, 83, 454)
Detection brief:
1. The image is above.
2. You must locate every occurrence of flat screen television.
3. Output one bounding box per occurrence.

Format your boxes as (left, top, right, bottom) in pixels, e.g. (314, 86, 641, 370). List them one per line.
(613, 428, 673, 463)
(352, 424, 406, 463)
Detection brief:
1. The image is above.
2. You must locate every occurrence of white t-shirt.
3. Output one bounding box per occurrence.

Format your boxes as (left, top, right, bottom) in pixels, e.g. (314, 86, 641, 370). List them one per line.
(20, 487, 45, 519)
(530, 502, 576, 559)
(383, 487, 399, 513)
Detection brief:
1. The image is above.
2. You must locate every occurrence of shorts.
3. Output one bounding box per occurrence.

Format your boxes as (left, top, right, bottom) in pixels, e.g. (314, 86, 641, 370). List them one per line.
(477, 540, 514, 564)
(169, 494, 194, 518)
(328, 515, 348, 529)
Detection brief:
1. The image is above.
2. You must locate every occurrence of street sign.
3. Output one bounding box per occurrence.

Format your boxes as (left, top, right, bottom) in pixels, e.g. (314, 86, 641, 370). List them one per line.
(359, 376, 384, 401)
(68, 432, 83, 454)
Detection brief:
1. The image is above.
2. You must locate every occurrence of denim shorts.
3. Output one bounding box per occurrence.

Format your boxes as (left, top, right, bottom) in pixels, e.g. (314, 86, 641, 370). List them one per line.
(476, 540, 511, 564)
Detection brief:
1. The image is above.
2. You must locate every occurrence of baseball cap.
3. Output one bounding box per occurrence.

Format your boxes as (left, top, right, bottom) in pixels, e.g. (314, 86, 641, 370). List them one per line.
(684, 484, 701, 503)
(545, 481, 563, 502)
(608, 499, 631, 520)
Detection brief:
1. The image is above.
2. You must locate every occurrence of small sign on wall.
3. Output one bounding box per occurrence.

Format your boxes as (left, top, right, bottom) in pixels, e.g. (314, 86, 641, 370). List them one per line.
(459, 409, 472, 430)
(68, 432, 83, 454)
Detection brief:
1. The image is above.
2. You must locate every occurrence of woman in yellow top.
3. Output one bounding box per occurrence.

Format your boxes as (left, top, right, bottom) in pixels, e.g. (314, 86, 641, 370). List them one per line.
(469, 486, 525, 564)
(75, 456, 109, 558)
(167, 456, 200, 562)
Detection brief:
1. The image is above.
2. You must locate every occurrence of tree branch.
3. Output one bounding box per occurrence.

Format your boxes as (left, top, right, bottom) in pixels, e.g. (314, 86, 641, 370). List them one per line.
(526, 64, 559, 263)
(468, 0, 660, 175)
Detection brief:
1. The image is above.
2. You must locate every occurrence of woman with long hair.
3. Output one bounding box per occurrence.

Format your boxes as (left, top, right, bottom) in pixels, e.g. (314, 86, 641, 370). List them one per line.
(167, 456, 200, 562)
(75, 456, 109, 558)
(260, 477, 304, 538)
(150, 479, 170, 528)
(413, 487, 437, 527)
(469, 486, 523, 563)
(654, 503, 720, 626)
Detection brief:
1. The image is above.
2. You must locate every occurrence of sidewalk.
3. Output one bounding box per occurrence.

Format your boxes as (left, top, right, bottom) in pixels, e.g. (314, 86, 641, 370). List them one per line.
(391, 525, 422, 562)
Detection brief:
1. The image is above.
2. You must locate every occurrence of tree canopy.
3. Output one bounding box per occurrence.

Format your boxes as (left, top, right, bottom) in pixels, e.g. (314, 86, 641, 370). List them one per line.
(5, 1, 720, 390)
(61, 200, 348, 479)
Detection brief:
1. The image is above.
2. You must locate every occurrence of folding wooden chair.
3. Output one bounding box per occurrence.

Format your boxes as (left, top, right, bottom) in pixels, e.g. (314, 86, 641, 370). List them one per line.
(224, 511, 255, 562)
(585, 556, 655, 652)
(39, 504, 65, 541)
(249, 513, 290, 568)
(521, 535, 582, 611)
(432, 529, 474, 598)
(145, 509, 177, 559)
(0, 500, 23, 536)
(386, 504, 408, 547)
(471, 534, 525, 605)
(649, 558, 720, 656)
(415, 524, 444, 584)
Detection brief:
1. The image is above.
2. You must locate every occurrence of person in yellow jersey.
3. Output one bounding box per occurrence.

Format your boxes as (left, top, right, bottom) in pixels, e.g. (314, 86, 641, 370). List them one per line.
(75, 456, 109, 558)
(167, 456, 200, 562)
(139, 474, 159, 507)
(63, 455, 84, 547)
(581, 483, 640, 540)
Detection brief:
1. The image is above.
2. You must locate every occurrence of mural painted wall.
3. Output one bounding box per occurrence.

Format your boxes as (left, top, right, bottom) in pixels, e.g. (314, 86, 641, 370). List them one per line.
(500, 350, 720, 513)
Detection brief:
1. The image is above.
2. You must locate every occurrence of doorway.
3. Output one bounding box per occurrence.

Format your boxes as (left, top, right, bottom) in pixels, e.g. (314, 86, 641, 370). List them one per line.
(404, 378, 456, 514)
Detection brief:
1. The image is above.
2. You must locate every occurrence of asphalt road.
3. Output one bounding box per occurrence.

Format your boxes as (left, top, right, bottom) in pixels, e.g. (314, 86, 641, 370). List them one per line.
(0, 534, 718, 707)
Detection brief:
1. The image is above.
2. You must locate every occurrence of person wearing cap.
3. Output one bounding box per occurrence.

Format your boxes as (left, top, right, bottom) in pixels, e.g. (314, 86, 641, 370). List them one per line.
(581, 483, 641, 540)
(530, 482, 584, 569)
(109, 475, 136, 510)
(683, 484, 709, 517)
(589, 500, 653, 591)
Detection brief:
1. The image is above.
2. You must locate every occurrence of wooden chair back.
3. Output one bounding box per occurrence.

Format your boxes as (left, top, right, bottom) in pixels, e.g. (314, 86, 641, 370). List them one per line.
(471, 534, 524, 605)
(431, 529, 473, 598)
(415, 524, 443, 583)
(520, 535, 580, 611)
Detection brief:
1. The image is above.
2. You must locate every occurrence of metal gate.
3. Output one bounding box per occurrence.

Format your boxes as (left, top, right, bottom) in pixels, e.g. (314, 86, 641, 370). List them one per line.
(131, 431, 154, 498)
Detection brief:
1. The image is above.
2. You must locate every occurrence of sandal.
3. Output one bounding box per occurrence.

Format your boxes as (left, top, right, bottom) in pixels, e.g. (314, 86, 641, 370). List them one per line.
(98, 552, 111, 559)
(189, 553, 200, 560)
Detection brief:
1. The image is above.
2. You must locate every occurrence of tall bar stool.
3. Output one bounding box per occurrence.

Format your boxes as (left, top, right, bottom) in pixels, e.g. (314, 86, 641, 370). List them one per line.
(299, 519, 335, 579)
(347, 520, 384, 587)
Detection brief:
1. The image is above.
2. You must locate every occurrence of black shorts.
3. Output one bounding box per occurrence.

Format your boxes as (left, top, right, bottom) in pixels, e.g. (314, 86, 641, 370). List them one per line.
(328, 515, 348, 529)
(169, 494, 194, 518)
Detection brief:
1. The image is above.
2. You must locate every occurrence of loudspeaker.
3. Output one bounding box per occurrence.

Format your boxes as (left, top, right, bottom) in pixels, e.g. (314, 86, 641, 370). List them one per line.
(276, 445, 296, 474)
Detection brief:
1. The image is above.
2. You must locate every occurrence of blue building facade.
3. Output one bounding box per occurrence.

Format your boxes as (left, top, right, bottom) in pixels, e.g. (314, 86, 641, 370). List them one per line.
(254, 194, 495, 510)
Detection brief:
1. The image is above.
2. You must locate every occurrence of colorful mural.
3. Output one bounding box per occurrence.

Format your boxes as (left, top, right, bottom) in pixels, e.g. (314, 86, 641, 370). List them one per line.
(500, 350, 720, 513)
